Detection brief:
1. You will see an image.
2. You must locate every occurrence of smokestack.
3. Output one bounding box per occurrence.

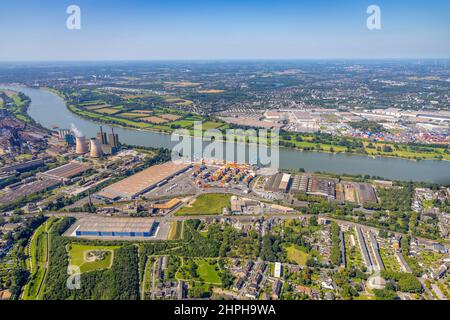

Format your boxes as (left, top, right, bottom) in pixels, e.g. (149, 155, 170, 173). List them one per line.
(97, 126, 108, 145)
(89, 138, 103, 158)
(71, 123, 83, 138)
(75, 136, 89, 154)
(108, 127, 120, 149)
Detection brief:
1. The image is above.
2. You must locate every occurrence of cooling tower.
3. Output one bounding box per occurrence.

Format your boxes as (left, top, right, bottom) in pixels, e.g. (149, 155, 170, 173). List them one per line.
(75, 136, 89, 154)
(89, 138, 103, 158)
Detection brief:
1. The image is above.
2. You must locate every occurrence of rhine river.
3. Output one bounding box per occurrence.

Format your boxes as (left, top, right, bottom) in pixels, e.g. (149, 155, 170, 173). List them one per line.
(4, 86, 450, 184)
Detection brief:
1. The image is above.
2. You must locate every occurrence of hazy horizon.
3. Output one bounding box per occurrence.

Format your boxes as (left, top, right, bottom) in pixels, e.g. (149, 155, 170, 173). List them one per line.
(0, 0, 449, 61)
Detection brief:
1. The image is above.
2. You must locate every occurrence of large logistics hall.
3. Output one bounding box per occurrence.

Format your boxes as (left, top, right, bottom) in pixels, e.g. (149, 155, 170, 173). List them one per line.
(74, 217, 159, 238)
(97, 161, 191, 200)
(38, 161, 92, 182)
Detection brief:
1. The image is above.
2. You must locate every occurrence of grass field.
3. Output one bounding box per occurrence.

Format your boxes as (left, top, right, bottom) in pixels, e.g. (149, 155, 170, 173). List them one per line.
(95, 107, 121, 115)
(284, 244, 309, 266)
(175, 194, 231, 216)
(160, 113, 182, 121)
(68, 244, 119, 273)
(196, 259, 222, 284)
(168, 221, 184, 240)
(176, 258, 222, 285)
(197, 89, 225, 93)
(22, 218, 58, 300)
(118, 112, 150, 119)
(22, 226, 47, 300)
(142, 116, 168, 124)
(201, 121, 225, 130)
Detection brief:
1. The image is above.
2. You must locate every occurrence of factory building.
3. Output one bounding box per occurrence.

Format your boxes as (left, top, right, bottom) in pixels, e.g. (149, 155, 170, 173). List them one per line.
(1, 159, 45, 174)
(74, 217, 159, 238)
(57, 129, 75, 146)
(355, 183, 378, 204)
(356, 226, 373, 270)
(307, 177, 336, 200)
(38, 161, 92, 182)
(264, 173, 291, 193)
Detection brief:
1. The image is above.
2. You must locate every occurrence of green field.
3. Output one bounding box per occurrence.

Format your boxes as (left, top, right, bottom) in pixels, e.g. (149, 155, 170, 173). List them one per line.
(197, 259, 222, 284)
(68, 244, 120, 273)
(201, 121, 225, 130)
(175, 194, 231, 216)
(168, 221, 184, 240)
(176, 258, 222, 285)
(284, 244, 309, 266)
(22, 218, 58, 300)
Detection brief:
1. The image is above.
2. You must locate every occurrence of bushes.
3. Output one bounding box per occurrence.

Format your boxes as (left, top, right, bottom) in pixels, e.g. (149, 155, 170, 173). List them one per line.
(330, 222, 342, 266)
(373, 289, 398, 300)
(381, 271, 423, 293)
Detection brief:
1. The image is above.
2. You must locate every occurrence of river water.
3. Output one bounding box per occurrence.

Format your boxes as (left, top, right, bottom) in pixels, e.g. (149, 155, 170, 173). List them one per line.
(3, 85, 450, 184)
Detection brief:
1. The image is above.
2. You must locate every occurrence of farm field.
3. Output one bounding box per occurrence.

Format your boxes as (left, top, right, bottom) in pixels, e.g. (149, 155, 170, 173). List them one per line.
(175, 194, 232, 216)
(142, 116, 168, 124)
(197, 89, 225, 93)
(94, 107, 121, 115)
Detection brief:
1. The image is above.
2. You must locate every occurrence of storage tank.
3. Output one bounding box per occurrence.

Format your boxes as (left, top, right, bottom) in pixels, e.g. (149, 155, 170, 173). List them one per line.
(75, 136, 89, 154)
(89, 138, 103, 158)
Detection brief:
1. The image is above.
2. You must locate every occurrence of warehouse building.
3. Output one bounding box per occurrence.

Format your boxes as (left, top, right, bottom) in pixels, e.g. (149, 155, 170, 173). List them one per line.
(74, 217, 159, 238)
(38, 161, 92, 182)
(264, 173, 291, 193)
(355, 183, 378, 204)
(97, 161, 191, 200)
(1, 159, 45, 174)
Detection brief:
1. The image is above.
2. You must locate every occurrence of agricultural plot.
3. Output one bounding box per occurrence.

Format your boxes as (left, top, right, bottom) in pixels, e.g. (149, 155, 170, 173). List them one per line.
(94, 107, 121, 115)
(67, 244, 120, 273)
(164, 97, 194, 106)
(164, 81, 202, 88)
(201, 121, 225, 130)
(83, 104, 112, 110)
(167, 119, 195, 128)
(160, 113, 182, 121)
(117, 112, 149, 119)
(197, 89, 225, 93)
(142, 116, 168, 124)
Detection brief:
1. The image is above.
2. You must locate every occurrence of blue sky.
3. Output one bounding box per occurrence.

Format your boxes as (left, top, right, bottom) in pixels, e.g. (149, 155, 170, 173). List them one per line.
(0, 0, 449, 61)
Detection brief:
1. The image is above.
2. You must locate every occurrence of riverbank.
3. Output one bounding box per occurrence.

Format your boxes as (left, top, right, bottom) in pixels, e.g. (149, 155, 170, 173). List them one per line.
(62, 89, 449, 162)
(8, 85, 450, 184)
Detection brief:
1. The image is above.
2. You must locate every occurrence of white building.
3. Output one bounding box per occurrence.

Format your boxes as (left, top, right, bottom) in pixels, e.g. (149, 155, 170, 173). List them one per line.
(274, 262, 282, 278)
